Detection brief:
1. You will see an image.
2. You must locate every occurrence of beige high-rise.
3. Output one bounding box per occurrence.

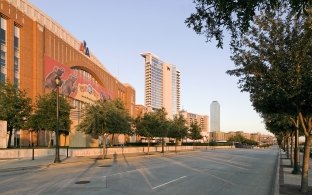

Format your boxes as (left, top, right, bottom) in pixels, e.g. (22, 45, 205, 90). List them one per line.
(141, 52, 180, 118)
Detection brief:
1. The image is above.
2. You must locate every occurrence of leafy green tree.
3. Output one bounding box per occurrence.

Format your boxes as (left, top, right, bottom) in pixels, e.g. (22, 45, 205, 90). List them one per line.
(135, 108, 169, 154)
(28, 91, 71, 147)
(228, 134, 258, 146)
(188, 122, 203, 145)
(105, 99, 132, 145)
(135, 113, 156, 154)
(167, 114, 188, 152)
(0, 83, 32, 148)
(77, 98, 131, 158)
(186, 0, 311, 48)
(227, 7, 312, 192)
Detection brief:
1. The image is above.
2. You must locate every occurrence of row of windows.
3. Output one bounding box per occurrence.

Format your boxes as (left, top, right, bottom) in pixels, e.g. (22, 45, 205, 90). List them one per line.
(14, 25, 20, 88)
(72, 68, 98, 85)
(0, 16, 20, 87)
(0, 17, 6, 85)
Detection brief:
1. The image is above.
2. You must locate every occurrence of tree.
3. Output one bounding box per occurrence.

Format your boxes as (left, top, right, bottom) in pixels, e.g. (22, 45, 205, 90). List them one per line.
(167, 114, 188, 152)
(227, 7, 312, 192)
(185, 0, 312, 49)
(135, 108, 169, 154)
(105, 99, 132, 146)
(228, 134, 258, 146)
(77, 98, 131, 158)
(188, 122, 203, 145)
(28, 92, 71, 147)
(0, 83, 32, 148)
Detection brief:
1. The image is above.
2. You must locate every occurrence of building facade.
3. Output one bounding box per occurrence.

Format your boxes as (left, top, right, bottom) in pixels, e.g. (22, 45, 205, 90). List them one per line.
(210, 101, 220, 132)
(0, 0, 135, 147)
(141, 52, 180, 118)
(180, 110, 208, 137)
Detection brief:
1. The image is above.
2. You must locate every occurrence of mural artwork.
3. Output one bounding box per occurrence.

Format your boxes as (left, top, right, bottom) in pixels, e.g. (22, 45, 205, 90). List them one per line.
(44, 56, 111, 103)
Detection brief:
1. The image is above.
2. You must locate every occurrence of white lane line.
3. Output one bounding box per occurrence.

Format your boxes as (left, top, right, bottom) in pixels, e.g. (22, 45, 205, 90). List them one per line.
(152, 176, 187, 190)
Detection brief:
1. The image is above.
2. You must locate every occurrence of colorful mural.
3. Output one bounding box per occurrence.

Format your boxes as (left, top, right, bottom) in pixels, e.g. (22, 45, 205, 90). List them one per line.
(44, 56, 111, 103)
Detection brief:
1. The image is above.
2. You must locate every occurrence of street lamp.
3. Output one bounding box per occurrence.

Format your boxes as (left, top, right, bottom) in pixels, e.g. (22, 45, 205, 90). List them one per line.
(54, 76, 61, 163)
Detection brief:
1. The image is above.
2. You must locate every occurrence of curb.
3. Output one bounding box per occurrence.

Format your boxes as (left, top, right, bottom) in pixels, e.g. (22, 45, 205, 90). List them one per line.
(273, 149, 280, 195)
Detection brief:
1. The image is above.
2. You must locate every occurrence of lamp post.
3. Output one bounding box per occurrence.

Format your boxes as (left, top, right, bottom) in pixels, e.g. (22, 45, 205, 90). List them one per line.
(54, 76, 61, 163)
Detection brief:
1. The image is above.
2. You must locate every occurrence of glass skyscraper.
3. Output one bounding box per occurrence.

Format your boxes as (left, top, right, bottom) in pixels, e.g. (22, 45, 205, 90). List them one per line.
(210, 101, 220, 132)
(141, 52, 180, 118)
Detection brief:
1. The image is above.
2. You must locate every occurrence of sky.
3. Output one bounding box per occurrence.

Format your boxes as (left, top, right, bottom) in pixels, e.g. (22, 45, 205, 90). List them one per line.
(29, 0, 270, 134)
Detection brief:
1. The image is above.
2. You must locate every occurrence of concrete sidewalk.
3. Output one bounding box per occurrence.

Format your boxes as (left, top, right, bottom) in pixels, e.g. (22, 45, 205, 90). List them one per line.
(279, 151, 312, 195)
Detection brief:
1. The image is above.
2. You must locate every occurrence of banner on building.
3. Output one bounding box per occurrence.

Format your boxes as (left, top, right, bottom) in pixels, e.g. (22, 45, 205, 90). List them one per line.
(0, 120, 7, 148)
(44, 56, 112, 103)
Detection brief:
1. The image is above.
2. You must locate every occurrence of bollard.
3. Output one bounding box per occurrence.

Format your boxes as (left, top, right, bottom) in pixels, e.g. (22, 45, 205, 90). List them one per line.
(32, 147, 34, 160)
(67, 146, 69, 158)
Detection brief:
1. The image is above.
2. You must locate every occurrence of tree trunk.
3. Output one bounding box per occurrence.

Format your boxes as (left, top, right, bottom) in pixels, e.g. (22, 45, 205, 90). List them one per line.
(290, 132, 294, 167)
(7, 126, 13, 148)
(286, 135, 290, 159)
(175, 138, 178, 153)
(301, 135, 311, 193)
(161, 137, 164, 153)
(111, 133, 115, 147)
(37, 130, 39, 147)
(292, 128, 301, 174)
(48, 131, 53, 147)
(102, 134, 107, 159)
(147, 137, 150, 155)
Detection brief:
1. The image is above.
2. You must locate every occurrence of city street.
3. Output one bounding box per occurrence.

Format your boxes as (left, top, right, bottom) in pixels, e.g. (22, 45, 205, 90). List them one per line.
(0, 148, 278, 195)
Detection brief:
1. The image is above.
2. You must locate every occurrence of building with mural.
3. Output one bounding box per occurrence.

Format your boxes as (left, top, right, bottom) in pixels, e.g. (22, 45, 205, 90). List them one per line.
(0, 0, 135, 147)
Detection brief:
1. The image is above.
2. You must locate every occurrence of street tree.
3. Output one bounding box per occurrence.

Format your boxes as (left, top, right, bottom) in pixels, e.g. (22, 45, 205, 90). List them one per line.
(135, 108, 168, 154)
(188, 122, 203, 145)
(0, 83, 32, 148)
(185, 0, 312, 49)
(135, 112, 158, 154)
(262, 114, 295, 161)
(77, 98, 131, 158)
(167, 114, 188, 152)
(227, 7, 312, 192)
(105, 99, 132, 146)
(28, 91, 71, 147)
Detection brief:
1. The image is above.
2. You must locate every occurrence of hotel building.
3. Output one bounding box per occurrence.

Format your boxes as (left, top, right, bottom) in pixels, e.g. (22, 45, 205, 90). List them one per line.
(180, 110, 208, 135)
(0, 0, 135, 147)
(141, 52, 180, 118)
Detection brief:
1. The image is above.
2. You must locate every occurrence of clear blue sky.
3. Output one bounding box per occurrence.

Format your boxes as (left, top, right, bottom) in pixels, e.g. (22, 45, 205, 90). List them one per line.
(29, 0, 270, 134)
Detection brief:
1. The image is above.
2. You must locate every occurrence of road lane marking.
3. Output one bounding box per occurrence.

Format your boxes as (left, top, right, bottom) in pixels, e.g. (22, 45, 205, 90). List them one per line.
(152, 176, 187, 190)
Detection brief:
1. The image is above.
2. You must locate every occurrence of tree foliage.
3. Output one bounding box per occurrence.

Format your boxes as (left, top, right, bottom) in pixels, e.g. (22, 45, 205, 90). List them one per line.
(186, 0, 312, 48)
(78, 98, 132, 138)
(28, 92, 71, 134)
(188, 122, 203, 142)
(77, 98, 131, 158)
(228, 134, 258, 146)
(0, 83, 32, 147)
(226, 6, 312, 192)
(167, 114, 188, 142)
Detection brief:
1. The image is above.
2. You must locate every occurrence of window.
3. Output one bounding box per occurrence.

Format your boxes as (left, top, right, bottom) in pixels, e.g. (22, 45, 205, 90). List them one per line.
(0, 17, 6, 84)
(14, 25, 20, 88)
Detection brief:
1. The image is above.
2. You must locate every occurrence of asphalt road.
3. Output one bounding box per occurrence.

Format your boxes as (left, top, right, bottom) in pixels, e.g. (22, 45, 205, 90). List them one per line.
(0, 148, 278, 195)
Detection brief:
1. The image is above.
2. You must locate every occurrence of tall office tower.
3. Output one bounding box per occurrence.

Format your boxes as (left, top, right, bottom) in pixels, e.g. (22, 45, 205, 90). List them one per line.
(141, 52, 180, 118)
(210, 101, 220, 132)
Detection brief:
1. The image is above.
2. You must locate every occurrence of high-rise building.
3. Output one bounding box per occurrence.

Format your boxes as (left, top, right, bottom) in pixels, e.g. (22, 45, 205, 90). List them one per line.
(141, 52, 180, 118)
(210, 101, 220, 132)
